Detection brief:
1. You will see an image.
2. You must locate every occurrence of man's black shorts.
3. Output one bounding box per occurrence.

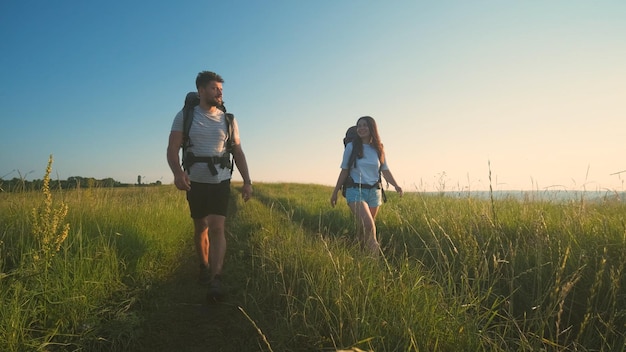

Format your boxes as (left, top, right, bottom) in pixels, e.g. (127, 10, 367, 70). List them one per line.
(186, 180, 231, 218)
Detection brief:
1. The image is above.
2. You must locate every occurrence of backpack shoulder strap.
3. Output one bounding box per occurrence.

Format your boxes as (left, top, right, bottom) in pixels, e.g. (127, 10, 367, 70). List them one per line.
(182, 92, 199, 147)
(182, 106, 194, 146)
(347, 143, 358, 170)
(225, 113, 235, 153)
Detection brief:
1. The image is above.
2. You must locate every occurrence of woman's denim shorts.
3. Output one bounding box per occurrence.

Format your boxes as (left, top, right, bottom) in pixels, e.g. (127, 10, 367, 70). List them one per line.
(345, 186, 383, 207)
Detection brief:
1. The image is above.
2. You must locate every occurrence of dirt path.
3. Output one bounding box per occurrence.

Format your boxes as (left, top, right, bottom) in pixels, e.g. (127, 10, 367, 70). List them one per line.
(131, 239, 267, 351)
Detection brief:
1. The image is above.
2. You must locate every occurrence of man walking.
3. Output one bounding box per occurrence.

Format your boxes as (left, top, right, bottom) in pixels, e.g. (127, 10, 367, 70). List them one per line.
(167, 71, 253, 301)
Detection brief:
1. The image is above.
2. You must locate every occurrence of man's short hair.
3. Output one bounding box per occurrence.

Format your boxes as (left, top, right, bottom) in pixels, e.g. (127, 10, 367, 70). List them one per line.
(196, 71, 224, 89)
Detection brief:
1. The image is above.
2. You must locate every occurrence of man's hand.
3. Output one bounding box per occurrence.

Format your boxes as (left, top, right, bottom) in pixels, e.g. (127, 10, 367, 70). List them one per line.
(174, 172, 191, 191)
(242, 183, 253, 202)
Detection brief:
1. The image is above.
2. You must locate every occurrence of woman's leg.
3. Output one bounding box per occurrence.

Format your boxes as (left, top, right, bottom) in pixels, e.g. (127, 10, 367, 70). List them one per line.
(349, 201, 380, 255)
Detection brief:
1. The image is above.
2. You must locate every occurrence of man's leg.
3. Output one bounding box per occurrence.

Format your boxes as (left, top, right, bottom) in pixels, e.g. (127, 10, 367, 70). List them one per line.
(206, 214, 227, 300)
(193, 216, 210, 283)
(207, 214, 227, 279)
(193, 217, 210, 266)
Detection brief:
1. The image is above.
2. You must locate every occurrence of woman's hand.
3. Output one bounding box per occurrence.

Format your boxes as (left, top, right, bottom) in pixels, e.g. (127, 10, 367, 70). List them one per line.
(330, 191, 339, 207)
(395, 185, 403, 197)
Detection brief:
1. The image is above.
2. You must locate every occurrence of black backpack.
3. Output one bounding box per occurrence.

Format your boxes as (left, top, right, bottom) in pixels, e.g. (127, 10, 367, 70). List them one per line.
(340, 126, 386, 202)
(181, 92, 235, 175)
(343, 125, 359, 167)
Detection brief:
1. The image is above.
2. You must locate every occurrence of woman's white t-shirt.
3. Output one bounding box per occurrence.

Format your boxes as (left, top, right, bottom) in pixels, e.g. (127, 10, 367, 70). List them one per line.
(341, 142, 388, 186)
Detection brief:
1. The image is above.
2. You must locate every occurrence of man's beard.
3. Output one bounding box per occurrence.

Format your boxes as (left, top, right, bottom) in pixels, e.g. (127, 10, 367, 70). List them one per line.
(204, 96, 223, 107)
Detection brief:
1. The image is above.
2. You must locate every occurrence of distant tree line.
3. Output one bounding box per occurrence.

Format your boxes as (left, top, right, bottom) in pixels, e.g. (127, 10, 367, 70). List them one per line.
(0, 176, 162, 193)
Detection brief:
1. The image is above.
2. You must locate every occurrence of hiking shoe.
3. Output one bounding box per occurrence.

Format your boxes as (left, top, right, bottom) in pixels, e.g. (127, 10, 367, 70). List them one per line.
(198, 264, 211, 285)
(206, 275, 225, 302)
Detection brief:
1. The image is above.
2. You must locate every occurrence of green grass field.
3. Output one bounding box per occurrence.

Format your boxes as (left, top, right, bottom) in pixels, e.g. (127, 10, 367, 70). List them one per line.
(1, 170, 625, 351)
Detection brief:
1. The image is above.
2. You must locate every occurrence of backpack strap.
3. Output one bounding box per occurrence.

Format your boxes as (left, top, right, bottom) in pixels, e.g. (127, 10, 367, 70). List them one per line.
(343, 143, 388, 203)
(379, 168, 387, 203)
(181, 91, 235, 174)
(183, 152, 231, 176)
(181, 92, 199, 173)
(224, 113, 235, 175)
(182, 92, 199, 149)
(341, 144, 360, 198)
(224, 113, 235, 154)
(347, 144, 358, 170)
(181, 106, 196, 173)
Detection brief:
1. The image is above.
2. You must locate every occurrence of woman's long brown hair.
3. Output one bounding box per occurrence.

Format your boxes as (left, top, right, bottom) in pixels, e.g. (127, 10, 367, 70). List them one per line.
(352, 116, 385, 164)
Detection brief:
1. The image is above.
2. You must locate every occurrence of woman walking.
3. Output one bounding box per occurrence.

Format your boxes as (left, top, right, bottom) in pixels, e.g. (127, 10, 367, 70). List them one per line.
(330, 116, 403, 255)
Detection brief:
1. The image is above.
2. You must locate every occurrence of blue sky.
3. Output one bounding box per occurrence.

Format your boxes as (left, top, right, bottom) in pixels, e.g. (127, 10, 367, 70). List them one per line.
(1, 1, 625, 191)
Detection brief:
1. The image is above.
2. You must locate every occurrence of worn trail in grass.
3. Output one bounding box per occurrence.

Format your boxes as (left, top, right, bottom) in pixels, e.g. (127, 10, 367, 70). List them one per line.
(131, 245, 260, 351)
(131, 194, 267, 351)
